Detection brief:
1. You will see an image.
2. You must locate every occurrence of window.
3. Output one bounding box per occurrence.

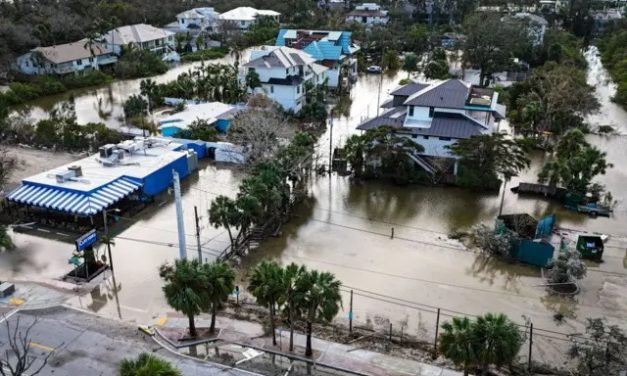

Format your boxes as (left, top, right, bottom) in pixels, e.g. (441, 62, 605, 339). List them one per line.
(76, 59, 82, 65)
(411, 134, 417, 139)
(88, 57, 94, 63)
(423, 136, 429, 140)
(408, 106, 414, 116)
(429, 107, 434, 117)
(270, 85, 274, 94)
(297, 85, 300, 94)
(241, 21, 245, 26)
(286, 68, 289, 75)
(439, 137, 451, 141)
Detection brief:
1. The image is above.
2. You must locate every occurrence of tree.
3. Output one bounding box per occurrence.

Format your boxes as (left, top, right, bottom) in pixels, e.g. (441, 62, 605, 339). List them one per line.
(344, 134, 367, 178)
(248, 261, 285, 346)
(538, 129, 612, 194)
(159, 259, 209, 338)
(282, 263, 307, 352)
(473, 313, 522, 375)
(569, 318, 627, 376)
(234, 193, 262, 240)
(123, 95, 147, 119)
(439, 316, 476, 376)
(402, 53, 419, 78)
(295, 270, 342, 357)
(470, 223, 517, 259)
(547, 248, 587, 284)
(245, 70, 261, 92)
(208, 196, 238, 248)
(381, 49, 401, 71)
(0, 316, 52, 376)
(203, 261, 235, 333)
(119, 353, 181, 376)
(83, 31, 101, 70)
(139, 79, 159, 110)
(463, 14, 531, 86)
(447, 133, 530, 190)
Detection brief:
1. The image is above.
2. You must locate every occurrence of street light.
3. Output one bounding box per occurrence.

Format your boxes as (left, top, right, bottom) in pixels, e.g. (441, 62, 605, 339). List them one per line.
(102, 208, 121, 271)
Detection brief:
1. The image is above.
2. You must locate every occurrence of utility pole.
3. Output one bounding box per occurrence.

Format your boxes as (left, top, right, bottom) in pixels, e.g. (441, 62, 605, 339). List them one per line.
(194, 205, 202, 261)
(349, 289, 354, 333)
(528, 323, 534, 371)
(329, 116, 333, 172)
(103, 210, 114, 271)
(173, 170, 187, 260)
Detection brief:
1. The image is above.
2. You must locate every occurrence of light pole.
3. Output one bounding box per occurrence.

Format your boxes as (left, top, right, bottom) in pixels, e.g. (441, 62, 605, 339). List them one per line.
(102, 208, 120, 271)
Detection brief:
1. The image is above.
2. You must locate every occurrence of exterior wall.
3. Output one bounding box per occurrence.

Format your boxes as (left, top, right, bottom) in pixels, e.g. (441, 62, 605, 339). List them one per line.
(405, 106, 465, 124)
(16, 52, 117, 76)
(345, 15, 389, 25)
(465, 109, 495, 129)
(259, 83, 304, 111)
(399, 133, 458, 158)
(325, 67, 340, 88)
(141, 154, 189, 196)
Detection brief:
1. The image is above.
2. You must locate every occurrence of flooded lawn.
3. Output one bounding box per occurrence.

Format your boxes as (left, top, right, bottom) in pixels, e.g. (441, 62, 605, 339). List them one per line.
(1, 47, 626, 368)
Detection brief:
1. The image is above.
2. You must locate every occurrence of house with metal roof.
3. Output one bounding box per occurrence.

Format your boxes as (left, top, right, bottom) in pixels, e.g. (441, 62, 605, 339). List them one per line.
(356, 79, 505, 175)
(275, 29, 359, 88)
(241, 46, 328, 111)
(6, 137, 197, 221)
(346, 3, 389, 26)
(158, 101, 244, 136)
(176, 7, 221, 32)
(16, 39, 118, 76)
(101, 24, 175, 54)
(219, 7, 280, 30)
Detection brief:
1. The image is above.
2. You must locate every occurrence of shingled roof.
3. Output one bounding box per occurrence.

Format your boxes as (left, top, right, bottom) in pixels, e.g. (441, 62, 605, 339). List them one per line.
(243, 46, 316, 69)
(404, 80, 471, 109)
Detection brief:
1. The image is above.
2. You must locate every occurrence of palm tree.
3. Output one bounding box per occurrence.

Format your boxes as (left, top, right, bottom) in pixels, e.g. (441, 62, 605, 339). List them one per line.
(439, 317, 477, 376)
(473, 313, 522, 375)
(203, 261, 235, 333)
(84, 31, 102, 70)
(296, 270, 342, 357)
(119, 353, 181, 376)
(248, 261, 285, 346)
(139, 79, 158, 110)
(159, 259, 209, 338)
(208, 195, 237, 247)
(234, 193, 262, 241)
(282, 263, 307, 352)
(344, 134, 367, 178)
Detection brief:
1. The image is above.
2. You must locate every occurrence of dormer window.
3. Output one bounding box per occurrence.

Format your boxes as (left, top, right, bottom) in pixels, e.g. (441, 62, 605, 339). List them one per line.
(409, 106, 414, 116)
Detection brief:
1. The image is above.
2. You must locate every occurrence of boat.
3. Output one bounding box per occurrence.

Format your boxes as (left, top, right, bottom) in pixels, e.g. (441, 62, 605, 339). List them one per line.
(366, 65, 382, 74)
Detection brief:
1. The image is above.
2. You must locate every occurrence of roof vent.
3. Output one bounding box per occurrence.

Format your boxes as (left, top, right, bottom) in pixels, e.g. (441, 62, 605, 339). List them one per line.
(68, 165, 83, 177)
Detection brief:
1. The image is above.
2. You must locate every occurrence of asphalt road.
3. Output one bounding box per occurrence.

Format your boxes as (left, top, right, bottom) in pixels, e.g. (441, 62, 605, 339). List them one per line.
(0, 306, 257, 376)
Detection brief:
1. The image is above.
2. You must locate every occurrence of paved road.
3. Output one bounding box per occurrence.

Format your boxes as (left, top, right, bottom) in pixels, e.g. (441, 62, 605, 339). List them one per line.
(0, 306, 257, 376)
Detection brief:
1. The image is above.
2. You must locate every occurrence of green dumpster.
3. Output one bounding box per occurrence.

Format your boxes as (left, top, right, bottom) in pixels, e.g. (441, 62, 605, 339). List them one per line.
(576, 235, 604, 261)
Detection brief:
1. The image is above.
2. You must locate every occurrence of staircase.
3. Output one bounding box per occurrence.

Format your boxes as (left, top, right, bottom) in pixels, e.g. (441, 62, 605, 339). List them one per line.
(406, 152, 437, 175)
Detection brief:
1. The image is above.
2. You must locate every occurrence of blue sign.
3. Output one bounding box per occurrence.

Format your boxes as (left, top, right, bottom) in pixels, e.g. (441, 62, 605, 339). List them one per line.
(75, 229, 97, 251)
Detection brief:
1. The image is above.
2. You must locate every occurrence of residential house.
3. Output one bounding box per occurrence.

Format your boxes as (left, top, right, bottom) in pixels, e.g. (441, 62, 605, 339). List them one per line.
(512, 12, 549, 46)
(16, 39, 117, 76)
(176, 7, 221, 32)
(240, 46, 328, 112)
(219, 7, 280, 30)
(356, 79, 505, 175)
(318, 0, 347, 11)
(346, 3, 390, 26)
(275, 29, 359, 88)
(101, 24, 175, 55)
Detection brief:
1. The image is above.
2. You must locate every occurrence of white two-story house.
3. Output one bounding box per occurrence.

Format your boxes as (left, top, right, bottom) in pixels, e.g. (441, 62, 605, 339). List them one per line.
(219, 7, 280, 30)
(356, 79, 505, 175)
(101, 24, 175, 55)
(16, 40, 117, 76)
(241, 46, 328, 112)
(176, 7, 220, 32)
(346, 3, 390, 25)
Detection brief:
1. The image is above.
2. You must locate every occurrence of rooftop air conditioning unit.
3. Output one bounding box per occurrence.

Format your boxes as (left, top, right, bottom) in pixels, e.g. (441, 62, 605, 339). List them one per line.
(113, 149, 125, 161)
(55, 170, 75, 183)
(68, 165, 82, 177)
(99, 145, 115, 159)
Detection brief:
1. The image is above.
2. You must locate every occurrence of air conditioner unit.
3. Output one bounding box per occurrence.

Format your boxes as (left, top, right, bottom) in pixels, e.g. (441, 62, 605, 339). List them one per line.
(68, 165, 82, 177)
(55, 170, 75, 183)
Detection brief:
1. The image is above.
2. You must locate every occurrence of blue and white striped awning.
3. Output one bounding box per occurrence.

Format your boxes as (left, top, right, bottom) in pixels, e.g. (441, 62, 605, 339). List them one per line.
(7, 177, 142, 216)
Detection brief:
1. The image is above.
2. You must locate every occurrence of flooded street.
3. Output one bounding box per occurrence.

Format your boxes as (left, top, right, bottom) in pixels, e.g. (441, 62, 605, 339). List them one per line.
(2, 47, 626, 367)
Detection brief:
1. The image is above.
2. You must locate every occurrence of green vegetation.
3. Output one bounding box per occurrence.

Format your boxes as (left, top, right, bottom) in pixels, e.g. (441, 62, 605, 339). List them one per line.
(119, 353, 182, 376)
(344, 127, 426, 185)
(241, 16, 280, 46)
(248, 260, 285, 346)
(159, 259, 235, 337)
(447, 133, 530, 191)
(115, 49, 168, 79)
(424, 48, 450, 80)
(439, 313, 523, 376)
(381, 50, 401, 71)
(598, 20, 627, 109)
(173, 119, 219, 141)
(569, 318, 627, 375)
(538, 129, 611, 195)
(181, 47, 228, 63)
(547, 248, 587, 284)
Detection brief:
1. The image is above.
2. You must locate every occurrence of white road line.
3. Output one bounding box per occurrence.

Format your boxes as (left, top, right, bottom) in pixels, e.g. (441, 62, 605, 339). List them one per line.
(0, 308, 19, 324)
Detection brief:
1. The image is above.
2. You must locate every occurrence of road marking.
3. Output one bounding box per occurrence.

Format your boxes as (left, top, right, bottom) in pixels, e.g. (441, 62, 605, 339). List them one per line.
(30, 342, 55, 352)
(155, 316, 168, 327)
(8, 297, 24, 306)
(0, 308, 19, 323)
(36, 228, 50, 233)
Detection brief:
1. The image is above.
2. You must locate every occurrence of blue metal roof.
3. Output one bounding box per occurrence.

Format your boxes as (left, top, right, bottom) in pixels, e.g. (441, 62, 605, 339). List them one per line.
(276, 29, 352, 61)
(303, 41, 342, 61)
(7, 177, 142, 217)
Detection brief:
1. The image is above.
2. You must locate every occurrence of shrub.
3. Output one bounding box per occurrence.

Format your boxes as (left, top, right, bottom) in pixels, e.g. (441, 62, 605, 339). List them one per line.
(181, 47, 228, 62)
(63, 70, 112, 88)
(115, 49, 168, 78)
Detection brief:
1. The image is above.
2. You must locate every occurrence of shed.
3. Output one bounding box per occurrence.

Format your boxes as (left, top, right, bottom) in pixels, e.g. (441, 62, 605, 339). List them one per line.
(497, 213, 556, 267)
(576, 235, 604, 261)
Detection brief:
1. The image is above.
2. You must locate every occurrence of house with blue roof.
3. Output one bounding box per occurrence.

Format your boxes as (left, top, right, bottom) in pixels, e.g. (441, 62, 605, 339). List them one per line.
(356, 79, 506, 175)
(275, 29, 360, 88)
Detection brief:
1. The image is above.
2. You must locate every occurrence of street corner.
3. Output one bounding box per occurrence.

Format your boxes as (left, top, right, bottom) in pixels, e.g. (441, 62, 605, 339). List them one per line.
(0, 282, 73, 311)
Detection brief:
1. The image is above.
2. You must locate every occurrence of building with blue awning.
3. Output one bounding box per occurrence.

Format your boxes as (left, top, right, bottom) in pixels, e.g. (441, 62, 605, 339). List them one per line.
(6, 137, 198, 219)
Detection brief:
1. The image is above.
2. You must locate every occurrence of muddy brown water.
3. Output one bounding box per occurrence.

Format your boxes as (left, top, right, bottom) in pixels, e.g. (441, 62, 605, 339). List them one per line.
(2, 47, 626, 368)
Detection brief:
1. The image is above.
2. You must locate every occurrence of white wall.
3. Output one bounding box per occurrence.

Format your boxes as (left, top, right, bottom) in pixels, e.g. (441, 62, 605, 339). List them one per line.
(399, 133, 458, 158)
(260, 83, 304, 111)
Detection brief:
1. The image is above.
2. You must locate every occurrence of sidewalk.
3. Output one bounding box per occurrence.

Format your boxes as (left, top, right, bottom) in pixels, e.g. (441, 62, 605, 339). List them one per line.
(161, 315, 462, 376)
(0, 281, 73, 311)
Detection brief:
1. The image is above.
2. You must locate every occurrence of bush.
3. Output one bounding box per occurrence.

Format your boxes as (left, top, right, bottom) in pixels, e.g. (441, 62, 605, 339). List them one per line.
(63, 70, 112, 88)
(181, 47, 228, 62)
(8, 82, 43, 102)
(115, 49, 168, 79)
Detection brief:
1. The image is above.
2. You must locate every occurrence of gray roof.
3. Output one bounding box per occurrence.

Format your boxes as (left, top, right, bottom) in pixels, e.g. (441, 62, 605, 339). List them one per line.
(32, 39, 113, 64)
(404, 80, 470, 109)
(243, 46, 316, 69)
(390, 82, 430, 97)
(357, 111, 485, 139)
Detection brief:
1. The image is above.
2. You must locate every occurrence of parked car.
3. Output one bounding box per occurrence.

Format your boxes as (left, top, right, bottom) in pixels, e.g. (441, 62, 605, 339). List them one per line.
(577, 202, 611, 217)
(366, 65, 382, 74)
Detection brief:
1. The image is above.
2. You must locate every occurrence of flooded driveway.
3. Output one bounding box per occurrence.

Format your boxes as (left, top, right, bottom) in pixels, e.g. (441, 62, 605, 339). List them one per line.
(1, 47, 626, 367)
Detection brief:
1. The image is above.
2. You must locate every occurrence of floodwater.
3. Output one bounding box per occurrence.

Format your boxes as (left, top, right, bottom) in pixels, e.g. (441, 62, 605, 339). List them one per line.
(11, 53, 237, 129)
(2, 47, 627, 367)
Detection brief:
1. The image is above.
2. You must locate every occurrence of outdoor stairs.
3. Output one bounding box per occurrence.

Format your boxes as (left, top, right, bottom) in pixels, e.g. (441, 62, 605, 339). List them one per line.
(406, 152, 437, 175)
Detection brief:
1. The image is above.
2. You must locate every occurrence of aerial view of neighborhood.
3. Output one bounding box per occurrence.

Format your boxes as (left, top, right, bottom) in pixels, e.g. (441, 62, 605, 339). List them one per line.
(0, 0, 626, 375)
